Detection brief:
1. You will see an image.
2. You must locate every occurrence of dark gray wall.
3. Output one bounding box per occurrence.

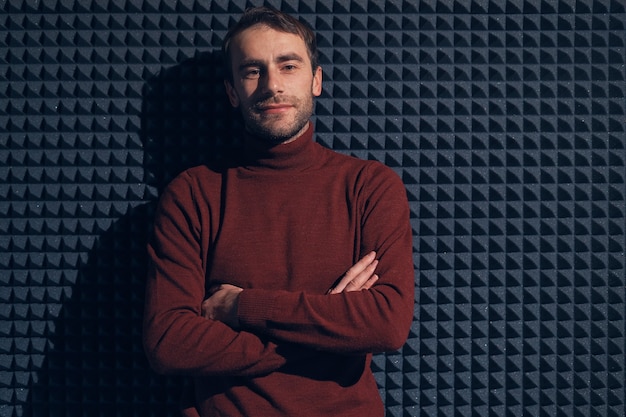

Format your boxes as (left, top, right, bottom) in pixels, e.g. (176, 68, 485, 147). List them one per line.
(1, 1, 625, 416)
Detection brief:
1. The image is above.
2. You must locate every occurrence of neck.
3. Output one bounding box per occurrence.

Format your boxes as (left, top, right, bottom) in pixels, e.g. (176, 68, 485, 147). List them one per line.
(246, 121, 311, 147)
(280, 121, 311, 145)
(241, 121, 317, 171)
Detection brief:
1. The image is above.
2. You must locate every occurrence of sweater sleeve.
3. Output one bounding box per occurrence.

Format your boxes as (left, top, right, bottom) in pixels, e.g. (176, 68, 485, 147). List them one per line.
(237, 163, 415, 354)
(143, 171, 309, 376)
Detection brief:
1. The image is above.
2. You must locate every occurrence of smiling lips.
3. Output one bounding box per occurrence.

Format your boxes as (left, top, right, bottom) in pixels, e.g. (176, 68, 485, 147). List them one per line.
(258, 104, 292, 114)
(255, 99, 294, 114)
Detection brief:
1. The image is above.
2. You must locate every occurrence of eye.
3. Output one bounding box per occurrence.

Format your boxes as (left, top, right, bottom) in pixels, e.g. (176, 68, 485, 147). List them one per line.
(282, 63, 298, 72)
(243, 68, 261, 79)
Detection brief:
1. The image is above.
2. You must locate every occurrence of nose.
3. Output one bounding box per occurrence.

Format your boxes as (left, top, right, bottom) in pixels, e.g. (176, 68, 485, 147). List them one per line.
(260, 66, 283, 95)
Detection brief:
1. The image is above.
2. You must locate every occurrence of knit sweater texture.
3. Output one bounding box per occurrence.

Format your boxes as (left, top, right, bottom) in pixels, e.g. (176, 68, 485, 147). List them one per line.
(143, 123, 415, 417)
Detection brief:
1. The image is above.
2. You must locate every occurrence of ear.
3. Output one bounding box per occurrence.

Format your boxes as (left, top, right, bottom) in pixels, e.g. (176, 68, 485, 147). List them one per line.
(312, 66, 322, 97)
(224, 79, 240, 107)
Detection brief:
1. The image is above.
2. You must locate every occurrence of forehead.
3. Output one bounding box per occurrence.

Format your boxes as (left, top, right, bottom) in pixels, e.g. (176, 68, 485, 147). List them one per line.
(230, 24, 309, 62)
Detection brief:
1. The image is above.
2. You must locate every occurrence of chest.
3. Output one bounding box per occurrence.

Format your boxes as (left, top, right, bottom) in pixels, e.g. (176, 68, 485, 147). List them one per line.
(206, 171, 362, 293)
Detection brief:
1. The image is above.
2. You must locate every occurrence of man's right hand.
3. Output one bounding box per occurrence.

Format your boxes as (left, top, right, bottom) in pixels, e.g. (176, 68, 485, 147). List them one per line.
(327, 251, 379, 294)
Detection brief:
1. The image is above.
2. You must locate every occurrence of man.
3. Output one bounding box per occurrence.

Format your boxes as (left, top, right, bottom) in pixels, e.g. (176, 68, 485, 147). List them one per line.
(143, 6, 414, 417)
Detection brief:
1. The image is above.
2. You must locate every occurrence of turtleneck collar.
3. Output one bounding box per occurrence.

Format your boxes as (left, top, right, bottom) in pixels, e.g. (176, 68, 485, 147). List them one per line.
(241, 122, 319, 172)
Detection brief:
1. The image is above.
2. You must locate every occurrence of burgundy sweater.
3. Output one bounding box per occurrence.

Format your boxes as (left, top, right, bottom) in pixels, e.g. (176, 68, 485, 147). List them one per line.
(143, 123, 414, 417)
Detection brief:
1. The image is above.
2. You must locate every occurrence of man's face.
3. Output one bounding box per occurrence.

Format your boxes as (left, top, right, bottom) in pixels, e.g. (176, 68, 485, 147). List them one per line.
(225, 25, 322, 145)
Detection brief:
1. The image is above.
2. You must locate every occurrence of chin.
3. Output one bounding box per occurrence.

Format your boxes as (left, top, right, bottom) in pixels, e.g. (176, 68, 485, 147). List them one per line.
(249, 125, 300, 143)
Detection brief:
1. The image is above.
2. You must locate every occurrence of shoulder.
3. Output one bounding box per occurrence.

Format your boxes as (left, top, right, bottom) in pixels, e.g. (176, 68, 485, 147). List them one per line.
(314, 144, 405, 202)
(316, 142, 397, 177)
(328, 147, 401, 181)
(158, 164, 223, 209)
(166, 164, 222, 189)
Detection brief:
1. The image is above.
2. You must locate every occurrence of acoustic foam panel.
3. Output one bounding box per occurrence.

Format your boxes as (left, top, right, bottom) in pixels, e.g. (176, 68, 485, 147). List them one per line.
(0, 0, 625, 416)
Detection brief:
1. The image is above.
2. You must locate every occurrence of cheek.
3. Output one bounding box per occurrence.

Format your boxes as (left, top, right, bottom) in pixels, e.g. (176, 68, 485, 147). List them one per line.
(239, 83, 261, 103)
(231, 78, 256, 96)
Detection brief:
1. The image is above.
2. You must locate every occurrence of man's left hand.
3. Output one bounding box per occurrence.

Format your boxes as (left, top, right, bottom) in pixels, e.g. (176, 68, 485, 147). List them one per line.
(202, 284, 243, 328)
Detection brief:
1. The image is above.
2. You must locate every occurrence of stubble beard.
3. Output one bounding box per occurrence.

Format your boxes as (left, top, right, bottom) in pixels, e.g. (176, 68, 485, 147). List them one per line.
(241, 94, 314, 145)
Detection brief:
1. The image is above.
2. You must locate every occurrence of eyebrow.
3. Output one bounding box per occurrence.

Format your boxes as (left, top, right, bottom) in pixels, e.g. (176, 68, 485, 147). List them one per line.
(275, 53, 305, 63)
(238, 60, 263, 72)
(238, 53, 305, 71)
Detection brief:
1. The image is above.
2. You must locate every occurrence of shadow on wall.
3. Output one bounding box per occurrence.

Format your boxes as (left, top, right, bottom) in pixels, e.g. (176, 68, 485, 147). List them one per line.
(23, 50, 242, 416)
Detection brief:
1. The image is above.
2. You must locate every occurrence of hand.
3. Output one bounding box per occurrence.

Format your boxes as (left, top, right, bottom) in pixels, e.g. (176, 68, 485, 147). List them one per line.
(201, 284, 243, 328)
(327, 251, 379, 294)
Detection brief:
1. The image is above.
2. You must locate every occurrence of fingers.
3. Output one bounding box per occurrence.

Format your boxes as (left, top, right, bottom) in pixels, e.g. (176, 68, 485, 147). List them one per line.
(201, 297, 213, 319)
(328, 251, 378, 294)
(344, 258, 378, 292)
(347, 251, 376, 279)
(360, 274, 379, 291)
(202, 284, 243, 321)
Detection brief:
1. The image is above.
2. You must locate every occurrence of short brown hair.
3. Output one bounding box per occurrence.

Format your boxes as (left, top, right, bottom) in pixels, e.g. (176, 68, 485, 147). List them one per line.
(222, 6, 319, 82)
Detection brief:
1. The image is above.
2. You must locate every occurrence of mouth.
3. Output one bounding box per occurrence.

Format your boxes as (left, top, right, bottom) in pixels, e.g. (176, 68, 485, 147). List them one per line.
(257, 104, 293, 114)
(254, 98, 294, 114)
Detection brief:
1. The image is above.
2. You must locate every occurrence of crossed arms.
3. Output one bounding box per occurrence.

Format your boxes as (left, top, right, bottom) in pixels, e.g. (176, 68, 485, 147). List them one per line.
(203, 251, 381, 328)
(143, 163, 414, 376)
